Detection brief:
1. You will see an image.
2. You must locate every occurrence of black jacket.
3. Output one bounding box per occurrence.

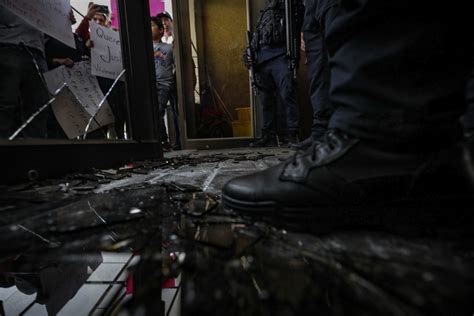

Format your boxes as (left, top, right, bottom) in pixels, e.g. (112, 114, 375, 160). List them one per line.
(45, 33, 87, 70)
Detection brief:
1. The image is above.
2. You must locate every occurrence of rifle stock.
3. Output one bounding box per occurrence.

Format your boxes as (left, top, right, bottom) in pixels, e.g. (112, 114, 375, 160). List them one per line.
(246, 30, 258, 95)
(285, 0, 300, 79)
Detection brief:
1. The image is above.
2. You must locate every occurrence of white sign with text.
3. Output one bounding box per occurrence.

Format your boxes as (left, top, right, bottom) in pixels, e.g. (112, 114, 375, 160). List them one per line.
(90, 22, 123, 80)
(52, 86, 102, 139)
(44, 61, 115, 138)
(0, 0, 75, 48)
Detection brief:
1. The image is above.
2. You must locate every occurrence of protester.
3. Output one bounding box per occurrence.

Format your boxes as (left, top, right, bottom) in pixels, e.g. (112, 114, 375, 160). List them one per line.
(156, 11, 174, 44)
(151, 16, 180, 150)
(74, 4, 127, 139)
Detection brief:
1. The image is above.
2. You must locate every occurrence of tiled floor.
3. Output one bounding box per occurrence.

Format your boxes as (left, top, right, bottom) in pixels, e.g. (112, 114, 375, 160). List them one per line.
(0, 252, 134, 315)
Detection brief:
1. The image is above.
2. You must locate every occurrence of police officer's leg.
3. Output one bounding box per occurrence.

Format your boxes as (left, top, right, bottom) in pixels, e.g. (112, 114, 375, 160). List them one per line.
(327, 2, 471, 146)
(292, 4, 340, 150)
(222, 1, 474, 218)
(253, 63, 278, 146)
(290, 27, 330, 150)
(269, 56, 299, 143)
(304, 29, 330, 140)
(276, 94, 288, 144)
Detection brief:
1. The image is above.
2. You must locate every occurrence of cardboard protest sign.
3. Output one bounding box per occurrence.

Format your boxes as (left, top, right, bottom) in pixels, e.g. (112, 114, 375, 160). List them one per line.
(90, 22, 123, 80)
(51, 86, 103, 139)
(43, 60, 115, 130)
(0, 0, 75, 48)
(44, 61, 115, 138)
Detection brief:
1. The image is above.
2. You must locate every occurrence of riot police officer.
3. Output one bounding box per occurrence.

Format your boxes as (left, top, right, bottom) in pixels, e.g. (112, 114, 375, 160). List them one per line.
(244, 0, 304, 147)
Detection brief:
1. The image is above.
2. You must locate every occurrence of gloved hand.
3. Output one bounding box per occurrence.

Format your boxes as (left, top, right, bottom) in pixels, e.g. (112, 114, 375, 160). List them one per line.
(242, 47, 253, 69)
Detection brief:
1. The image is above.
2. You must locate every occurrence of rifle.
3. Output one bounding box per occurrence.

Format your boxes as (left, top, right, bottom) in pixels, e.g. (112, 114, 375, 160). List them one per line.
(284, 0, 301, 79)
(246, 30, 259, 95)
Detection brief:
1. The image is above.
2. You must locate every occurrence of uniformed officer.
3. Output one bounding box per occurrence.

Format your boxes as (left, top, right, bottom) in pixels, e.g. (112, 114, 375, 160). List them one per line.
(244, 0, 304, 147)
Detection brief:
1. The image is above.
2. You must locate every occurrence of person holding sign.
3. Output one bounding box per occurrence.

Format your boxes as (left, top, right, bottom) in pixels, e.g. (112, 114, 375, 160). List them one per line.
(75, 3, 109, 44)
(44, 9, 90, 139)
(45, 10, 88, 70)
(73, 5, 127, 139)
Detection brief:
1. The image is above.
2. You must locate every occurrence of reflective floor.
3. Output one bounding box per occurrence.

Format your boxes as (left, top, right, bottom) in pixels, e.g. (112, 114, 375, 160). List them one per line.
(1, 148, 473, 315)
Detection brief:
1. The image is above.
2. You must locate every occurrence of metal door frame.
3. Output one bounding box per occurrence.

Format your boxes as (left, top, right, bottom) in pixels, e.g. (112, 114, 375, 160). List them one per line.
(1, 0, 163, 184)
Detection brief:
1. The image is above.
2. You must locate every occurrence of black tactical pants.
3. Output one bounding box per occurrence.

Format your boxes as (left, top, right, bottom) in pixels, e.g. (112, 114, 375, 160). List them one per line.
(303, 3, 338, 139)
(326, 1, 473, 149)
(255, 55, 300, 136)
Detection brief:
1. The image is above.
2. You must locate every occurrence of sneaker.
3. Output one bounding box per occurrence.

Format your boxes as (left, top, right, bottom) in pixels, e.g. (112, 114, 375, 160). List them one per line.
(223, 129, 474, 232)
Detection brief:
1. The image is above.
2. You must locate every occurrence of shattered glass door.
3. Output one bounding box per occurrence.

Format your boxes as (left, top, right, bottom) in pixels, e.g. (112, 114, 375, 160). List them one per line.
(0, 0, 131, 141)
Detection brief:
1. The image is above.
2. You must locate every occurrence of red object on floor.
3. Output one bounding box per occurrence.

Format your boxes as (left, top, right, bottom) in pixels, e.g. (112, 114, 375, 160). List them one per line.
(162, 278, 176, 288)
(126, 274, 134, 294)
(126, 273, 176, 294)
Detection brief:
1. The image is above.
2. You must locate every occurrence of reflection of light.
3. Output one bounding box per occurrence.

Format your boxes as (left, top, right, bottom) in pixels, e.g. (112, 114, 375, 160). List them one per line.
(178, 253, 186, 264)
(129, 207, 142, 214)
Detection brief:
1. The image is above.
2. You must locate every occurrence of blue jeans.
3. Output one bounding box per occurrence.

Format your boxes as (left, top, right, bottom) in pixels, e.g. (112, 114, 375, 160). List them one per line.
(157, 84, 180, 146)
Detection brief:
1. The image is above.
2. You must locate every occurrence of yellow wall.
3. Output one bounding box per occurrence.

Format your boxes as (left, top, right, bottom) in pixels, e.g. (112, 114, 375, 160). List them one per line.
(200, 0, 250, 120)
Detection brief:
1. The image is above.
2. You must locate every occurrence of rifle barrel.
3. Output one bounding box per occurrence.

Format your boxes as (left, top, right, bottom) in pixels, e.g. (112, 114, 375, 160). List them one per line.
(285, 0, 293, 58)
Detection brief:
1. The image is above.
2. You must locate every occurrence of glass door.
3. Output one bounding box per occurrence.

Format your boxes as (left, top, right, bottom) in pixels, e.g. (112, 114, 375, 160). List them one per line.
(173, 0, 255, 149)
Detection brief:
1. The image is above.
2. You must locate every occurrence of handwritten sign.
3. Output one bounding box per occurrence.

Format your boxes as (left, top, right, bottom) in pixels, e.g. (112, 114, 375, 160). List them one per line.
(43, 61, 115, 132)
(52, 86, 102, 139)
(90, 23, 123, 80)
(0, 0, 75, 48)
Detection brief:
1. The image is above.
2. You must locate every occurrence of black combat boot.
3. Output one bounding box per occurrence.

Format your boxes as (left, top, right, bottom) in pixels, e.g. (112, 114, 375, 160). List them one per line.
(287, 132, 299, 148)
(223, 129, 474, 231)
(290, 136, 317, 150)
(250, 133, 278, 148)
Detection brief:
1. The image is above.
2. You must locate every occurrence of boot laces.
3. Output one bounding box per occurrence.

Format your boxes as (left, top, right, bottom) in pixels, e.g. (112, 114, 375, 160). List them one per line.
(291, 131, 340, 166)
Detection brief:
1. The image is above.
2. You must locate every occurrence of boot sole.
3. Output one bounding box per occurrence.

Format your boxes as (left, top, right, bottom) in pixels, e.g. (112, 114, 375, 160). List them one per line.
(222, 194, 474, 235)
